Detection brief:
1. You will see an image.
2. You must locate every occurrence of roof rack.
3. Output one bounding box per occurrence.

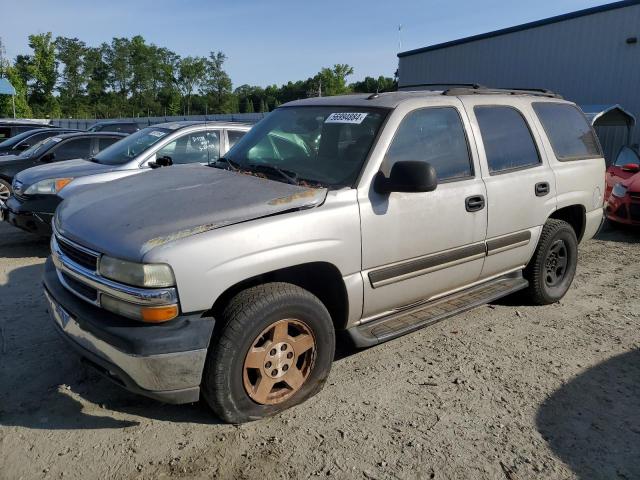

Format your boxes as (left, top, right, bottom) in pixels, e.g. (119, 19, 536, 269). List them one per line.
(398, 83, 562, 99)
(399, 83, 485, 90)
(443, 86, 562, 99)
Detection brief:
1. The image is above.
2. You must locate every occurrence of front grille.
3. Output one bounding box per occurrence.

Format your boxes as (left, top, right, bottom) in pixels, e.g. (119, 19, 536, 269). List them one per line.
(57, 237, 99, 271)
(60, 272, 98, 302)
(614, 204, 628, 219)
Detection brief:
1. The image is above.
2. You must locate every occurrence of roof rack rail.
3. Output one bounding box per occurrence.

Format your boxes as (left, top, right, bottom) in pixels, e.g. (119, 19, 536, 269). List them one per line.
(443, 86, 562, 99)
(399, 83, 485, 91)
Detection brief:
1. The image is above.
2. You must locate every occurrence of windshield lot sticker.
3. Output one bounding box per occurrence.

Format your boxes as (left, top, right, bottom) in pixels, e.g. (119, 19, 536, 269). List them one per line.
(148, 131, 166, 138)
(325, 112, 368, 124)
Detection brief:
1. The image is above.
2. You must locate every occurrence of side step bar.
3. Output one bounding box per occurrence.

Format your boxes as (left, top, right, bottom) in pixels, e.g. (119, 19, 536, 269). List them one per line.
(347, 272, 528, 348)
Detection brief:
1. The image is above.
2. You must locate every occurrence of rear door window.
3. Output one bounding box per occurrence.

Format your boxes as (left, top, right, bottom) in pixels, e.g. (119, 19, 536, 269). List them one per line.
(156, 131, 221, 164)
(533, 103, 601, 161)
(50, 138, 92, 161)
(475, 106, 541, 174)
(227, 130, 247, 150)
(98, 136, 122, 151)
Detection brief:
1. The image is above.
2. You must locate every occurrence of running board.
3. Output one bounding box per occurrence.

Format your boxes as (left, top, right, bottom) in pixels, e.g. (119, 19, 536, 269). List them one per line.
(347, 272, 528, 348)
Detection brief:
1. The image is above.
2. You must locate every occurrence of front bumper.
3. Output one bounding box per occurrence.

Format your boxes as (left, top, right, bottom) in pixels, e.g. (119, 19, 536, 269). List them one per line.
(2, 194, 60, 235)
(605, 194, 640, 226)
(43, 258, 215, 404)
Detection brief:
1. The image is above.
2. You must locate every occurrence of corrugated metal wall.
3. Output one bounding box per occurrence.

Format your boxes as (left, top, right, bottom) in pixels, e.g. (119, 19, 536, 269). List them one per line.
(398, 3, 640, 163)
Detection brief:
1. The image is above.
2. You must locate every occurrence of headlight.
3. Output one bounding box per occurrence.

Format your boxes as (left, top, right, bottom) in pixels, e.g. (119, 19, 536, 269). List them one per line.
(99, 255, 176, 288)
(24, 177, 74, 195)
(612, 183, 628, 198)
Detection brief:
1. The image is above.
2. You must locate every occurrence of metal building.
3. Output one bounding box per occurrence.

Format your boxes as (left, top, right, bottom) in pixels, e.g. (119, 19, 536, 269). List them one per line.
(397, 0, 640, 162)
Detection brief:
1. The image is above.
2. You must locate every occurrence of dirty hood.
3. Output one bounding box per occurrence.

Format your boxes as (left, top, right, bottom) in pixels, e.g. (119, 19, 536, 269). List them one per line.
(55, 164, 327, 261)
(15, 159, 121, 187)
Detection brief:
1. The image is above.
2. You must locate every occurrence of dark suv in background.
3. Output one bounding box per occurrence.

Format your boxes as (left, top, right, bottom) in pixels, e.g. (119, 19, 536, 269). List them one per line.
(87, 121, 140, 134)
(0, 128, 79, 156)
(0, 120, 56, 140)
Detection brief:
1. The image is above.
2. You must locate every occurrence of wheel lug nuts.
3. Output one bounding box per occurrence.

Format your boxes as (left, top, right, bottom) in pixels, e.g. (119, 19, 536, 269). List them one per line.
(271, 369, 278, 376)
(281, 344, 287, 351)
(265, 361, 272, 368)
(282, 365, 289, 371)
(270, 349, 277, 356)
(287, 352, 293, 359)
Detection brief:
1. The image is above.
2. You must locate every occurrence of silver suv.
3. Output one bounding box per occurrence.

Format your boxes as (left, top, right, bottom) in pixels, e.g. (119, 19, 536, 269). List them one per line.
(44, 87, 605, 423)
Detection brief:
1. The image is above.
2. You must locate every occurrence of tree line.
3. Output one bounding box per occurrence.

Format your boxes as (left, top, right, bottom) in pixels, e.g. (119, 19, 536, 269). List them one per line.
(0, 33, 396, 119)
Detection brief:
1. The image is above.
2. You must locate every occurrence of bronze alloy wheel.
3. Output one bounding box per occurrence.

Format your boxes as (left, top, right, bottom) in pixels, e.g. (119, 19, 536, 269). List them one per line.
(243, 318, 316, 405)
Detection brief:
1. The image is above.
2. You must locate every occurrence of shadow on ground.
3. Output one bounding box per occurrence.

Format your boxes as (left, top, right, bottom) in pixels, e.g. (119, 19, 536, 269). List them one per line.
(595, 220, 640, 244)
(0, 223, 50, 258)
(537, 349, 640, 479)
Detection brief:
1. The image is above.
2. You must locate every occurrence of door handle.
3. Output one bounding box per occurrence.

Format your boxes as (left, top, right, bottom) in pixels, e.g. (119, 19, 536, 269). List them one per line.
(465, 195, 485, 212)
(535, 182, 550, 197)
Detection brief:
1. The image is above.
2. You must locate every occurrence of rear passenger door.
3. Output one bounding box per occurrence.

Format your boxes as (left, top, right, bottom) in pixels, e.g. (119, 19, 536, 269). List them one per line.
(465, 100, 556, 279)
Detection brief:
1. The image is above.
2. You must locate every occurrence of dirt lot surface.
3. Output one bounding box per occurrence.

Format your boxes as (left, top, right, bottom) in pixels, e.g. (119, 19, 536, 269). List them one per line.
(1, 221, 639, 480)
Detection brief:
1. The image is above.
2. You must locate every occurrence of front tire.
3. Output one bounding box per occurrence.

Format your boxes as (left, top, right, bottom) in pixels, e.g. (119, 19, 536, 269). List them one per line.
(0, 179, 11, 202)
(201, 282, 335, 423)
(523, 219, 578, 305)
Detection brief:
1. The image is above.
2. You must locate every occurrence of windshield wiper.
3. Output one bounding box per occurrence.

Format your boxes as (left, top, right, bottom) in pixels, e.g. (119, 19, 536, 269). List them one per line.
(211, 156, 242, 171)
(247, 164, 299, 185)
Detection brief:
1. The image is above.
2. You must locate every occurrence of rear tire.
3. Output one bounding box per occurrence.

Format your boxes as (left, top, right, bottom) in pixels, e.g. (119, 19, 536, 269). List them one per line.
(523, 219, 578, 305)
(201, 282, 335, 424)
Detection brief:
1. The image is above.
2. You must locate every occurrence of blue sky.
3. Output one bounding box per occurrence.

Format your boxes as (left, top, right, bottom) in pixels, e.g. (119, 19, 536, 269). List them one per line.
(2, 0, 609, 87)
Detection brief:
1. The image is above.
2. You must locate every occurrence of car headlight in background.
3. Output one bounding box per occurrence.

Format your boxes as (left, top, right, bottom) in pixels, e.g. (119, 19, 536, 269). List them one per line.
(611, 183, 628, 198)
(24, 177, 74, 195)
(99, 255, 176, 288)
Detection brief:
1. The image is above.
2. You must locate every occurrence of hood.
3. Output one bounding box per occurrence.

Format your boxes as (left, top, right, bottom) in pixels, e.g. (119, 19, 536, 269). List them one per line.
(0, 153, 23, 165)
(56, 164, 328, 261)
(15, 159, 120, 187)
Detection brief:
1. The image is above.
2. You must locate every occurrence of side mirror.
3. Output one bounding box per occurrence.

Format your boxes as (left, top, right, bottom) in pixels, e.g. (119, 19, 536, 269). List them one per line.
(40, 152, 55, 163)
(149, 155, 173, 169)
(622, 163, 640, 173)
(374, 161, 438, 194)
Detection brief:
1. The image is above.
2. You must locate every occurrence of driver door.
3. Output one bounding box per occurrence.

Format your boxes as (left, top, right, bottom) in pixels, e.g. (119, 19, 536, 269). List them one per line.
(359, 101, 487, 319)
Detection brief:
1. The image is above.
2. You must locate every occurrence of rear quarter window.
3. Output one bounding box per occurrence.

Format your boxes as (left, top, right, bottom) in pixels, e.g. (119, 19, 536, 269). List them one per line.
(533, 103, 601, 161)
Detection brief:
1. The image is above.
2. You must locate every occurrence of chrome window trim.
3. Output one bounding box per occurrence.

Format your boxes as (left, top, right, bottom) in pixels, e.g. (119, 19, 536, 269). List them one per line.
(51, 235, 178, 307)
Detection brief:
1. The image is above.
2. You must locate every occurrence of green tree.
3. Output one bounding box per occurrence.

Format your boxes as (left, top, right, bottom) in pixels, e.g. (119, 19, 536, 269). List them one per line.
(202, 51, 232, 113)
(243, 97, 254, 113)
(20, 33, 58, 116)
(350, 75, 396, 93)
(177, 56, 205, 115)
(55, 36, 87, 117)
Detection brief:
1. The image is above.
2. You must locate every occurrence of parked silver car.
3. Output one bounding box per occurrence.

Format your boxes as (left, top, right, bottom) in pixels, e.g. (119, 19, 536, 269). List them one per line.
(7, 121, 251, 235)
(44, 88, 605, 423)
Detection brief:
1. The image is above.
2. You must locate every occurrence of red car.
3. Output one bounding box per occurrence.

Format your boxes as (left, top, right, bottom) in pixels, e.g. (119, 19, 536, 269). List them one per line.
(605, 146, 640, 225)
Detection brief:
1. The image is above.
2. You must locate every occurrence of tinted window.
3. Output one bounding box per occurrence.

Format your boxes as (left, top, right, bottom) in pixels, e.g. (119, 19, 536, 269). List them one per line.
(227, 130, 246, 149)
(475, 106, 540, 173)
(533, 103, 601, 160)
(98, 137, 122, 151)
(18, 131, 56, 149)
(51, 138, 92, 161)
(157, 131, 221, 164)
(383, 107, 472, 181)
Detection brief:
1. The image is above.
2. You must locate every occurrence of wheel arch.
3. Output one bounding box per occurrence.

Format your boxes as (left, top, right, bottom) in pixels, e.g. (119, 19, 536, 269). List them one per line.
(210, 262, 350, 332)
(549, 204, 586, 242)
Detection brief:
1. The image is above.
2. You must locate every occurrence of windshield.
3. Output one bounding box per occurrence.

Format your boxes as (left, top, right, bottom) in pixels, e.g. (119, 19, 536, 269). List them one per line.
(92, 127, 171, 165)
(0, 129, 43, 149)
(19, 136, 60, 158)
(223, 106, 387, 187)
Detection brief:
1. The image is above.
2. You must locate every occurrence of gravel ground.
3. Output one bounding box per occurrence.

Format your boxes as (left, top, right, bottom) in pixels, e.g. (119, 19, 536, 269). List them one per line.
(0, 220, 638, 480)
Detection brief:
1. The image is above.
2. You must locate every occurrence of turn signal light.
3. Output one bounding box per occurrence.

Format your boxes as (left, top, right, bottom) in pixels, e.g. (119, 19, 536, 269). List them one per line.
(141, 305, 179, 323)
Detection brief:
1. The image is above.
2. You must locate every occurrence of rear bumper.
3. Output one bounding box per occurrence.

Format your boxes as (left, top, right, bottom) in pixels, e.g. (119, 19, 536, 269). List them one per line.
(43, 258, 215, 404)
(2, 194, 59, 235)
